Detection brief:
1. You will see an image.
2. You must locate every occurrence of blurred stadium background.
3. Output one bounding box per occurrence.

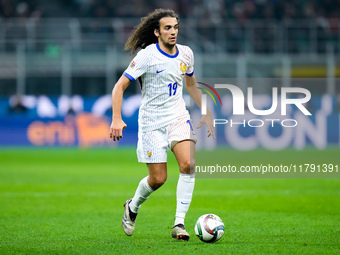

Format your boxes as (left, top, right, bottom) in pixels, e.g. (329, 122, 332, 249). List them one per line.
(0, 0, 340, 147)
(0, 0, 339, 148)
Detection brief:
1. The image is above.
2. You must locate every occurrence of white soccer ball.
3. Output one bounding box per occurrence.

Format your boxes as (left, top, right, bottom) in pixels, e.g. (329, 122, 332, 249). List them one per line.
(194, 213, 225, 243)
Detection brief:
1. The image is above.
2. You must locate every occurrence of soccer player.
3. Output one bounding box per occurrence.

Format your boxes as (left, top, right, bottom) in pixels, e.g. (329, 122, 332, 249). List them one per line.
(109, 8, 214, 241)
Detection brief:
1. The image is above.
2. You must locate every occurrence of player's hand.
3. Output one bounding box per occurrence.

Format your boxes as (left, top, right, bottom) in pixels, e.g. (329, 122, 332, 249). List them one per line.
(110, 118, 127, 141)
(197, 111, 215, 139)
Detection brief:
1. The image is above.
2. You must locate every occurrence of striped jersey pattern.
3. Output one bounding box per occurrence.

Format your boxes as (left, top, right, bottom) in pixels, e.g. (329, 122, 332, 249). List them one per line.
(123, 43, 194, 132)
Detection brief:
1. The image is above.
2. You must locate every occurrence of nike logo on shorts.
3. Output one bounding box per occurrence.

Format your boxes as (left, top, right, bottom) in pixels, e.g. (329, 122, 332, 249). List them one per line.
(156, 69, 165, 73)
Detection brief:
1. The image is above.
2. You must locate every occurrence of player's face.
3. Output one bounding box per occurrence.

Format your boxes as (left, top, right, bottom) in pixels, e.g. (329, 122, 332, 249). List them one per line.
(155, 17, 179, 49)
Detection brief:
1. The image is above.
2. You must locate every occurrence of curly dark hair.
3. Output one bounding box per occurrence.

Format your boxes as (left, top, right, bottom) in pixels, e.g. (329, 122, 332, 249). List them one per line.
(124, 9, 179, 55)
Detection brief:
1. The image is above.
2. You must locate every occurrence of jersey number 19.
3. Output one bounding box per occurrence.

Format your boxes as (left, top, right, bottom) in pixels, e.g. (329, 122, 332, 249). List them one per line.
(168, 82, 178, 96)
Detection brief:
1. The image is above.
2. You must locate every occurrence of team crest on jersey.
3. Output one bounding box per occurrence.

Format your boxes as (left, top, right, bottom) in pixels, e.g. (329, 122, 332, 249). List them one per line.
(130, 61, 136, 69)
(180, 61, 187, 72)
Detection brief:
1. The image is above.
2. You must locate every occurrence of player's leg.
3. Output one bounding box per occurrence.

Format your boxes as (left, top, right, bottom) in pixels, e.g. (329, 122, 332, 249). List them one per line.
(122, 163, 167, 236)
(171, 139, 195, 240)
(146, 163, 168, 190)
(129, 162, 167, 215)
(122, 128, 168, 236)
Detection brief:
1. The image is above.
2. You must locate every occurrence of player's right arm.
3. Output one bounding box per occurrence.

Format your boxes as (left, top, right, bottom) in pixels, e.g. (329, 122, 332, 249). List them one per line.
(110, 75, 131, 141)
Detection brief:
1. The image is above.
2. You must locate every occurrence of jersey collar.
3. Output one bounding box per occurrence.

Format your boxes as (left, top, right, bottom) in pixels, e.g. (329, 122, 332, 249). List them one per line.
(156, 43, 179, 58)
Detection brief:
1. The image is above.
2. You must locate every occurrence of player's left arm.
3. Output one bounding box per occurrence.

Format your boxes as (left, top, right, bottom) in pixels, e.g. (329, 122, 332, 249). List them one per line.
(185, 74, 215, 138)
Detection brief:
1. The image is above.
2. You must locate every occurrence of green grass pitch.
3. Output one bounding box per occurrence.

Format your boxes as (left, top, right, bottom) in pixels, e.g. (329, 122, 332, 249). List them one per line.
(0, 148, 339, 254)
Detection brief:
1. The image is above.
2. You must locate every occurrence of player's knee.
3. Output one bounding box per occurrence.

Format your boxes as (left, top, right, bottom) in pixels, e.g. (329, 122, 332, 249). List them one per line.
(155, 175, 167, 185)
(180, 159, 195, 174)
(149, 175, 167, 190)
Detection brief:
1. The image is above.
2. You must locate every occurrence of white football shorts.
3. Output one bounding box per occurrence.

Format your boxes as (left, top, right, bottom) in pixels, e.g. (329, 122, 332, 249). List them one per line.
(137, 115, 197, 163)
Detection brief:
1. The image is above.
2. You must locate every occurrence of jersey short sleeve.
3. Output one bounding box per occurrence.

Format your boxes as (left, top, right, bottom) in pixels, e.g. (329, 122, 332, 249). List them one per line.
(184, 46, 194, 76)
(123, 49, 150, 81)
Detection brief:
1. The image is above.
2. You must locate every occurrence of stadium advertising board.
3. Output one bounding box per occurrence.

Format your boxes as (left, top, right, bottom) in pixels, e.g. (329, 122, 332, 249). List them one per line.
(0, 88, 339, 149)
